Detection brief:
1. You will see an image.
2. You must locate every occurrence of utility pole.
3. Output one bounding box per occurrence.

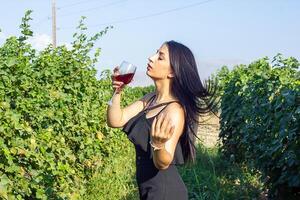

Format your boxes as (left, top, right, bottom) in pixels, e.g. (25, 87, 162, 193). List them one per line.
(51, 0, 57, 48)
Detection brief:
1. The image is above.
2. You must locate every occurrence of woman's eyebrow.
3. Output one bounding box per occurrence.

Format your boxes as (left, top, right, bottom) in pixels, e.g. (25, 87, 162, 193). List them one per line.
(156, 49, 165, 56)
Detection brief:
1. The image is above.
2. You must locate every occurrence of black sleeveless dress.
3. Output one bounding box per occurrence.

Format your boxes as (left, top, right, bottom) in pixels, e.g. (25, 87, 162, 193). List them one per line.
(122, 95, 188, 200)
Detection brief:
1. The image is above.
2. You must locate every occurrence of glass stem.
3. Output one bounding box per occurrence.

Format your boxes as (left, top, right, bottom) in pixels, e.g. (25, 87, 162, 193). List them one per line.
(107, 90, 117, 106)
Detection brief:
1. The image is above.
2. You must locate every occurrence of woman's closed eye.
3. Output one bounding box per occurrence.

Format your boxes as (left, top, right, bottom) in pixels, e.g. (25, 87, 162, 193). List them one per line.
(158, 53, 164, 60)
(156, 49, 165, 60)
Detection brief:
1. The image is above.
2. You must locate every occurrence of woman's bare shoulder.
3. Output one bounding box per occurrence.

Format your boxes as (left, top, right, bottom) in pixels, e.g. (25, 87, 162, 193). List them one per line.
(164, 102, 185, 119)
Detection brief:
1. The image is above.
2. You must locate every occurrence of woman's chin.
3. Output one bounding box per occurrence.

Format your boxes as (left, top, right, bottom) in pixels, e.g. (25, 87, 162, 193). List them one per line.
(146, 71, 151, 77)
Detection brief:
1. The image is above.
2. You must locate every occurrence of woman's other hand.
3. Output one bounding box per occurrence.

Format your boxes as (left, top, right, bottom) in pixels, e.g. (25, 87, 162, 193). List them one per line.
(150, 113, 175, 148)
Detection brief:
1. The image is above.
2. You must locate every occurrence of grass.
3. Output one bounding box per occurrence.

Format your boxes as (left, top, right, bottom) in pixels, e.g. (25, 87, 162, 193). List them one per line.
(83, 139, 139, 200)
(84, 144, 263, 200)
(179, 145, 264, 200)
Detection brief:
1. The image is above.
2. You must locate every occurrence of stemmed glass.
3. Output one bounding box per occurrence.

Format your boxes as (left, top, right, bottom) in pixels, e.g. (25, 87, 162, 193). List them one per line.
(107, 61, 137, 105)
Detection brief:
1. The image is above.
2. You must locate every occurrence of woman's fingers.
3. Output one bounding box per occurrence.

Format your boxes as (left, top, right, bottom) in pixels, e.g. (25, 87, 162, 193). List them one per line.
(163, 117, 175, 140)
(151, 113, 175, 144)
(111, 66, 126, 92)
(166, 123, 175, 139)
(112, 82, 123, 89)
(113, 66, 120, 73)
(111, 66, 120, 80)
(160, 114, 170, 133)
(112, 81, 124, 93)
(155, 113, 164, 136)
(112, 81, 124, 87)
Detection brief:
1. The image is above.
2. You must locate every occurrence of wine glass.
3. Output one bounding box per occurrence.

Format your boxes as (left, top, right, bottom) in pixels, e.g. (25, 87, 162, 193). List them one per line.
(107, 61, 137, 106)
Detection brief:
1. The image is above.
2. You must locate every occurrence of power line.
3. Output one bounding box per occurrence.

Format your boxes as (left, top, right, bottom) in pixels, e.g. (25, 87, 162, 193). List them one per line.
(59, 0, 103, 9)
(31, 0, 110, 28)
(58, 0, 129, 17)
(32, 16, 51, 28)
(59, 0, 217, 30)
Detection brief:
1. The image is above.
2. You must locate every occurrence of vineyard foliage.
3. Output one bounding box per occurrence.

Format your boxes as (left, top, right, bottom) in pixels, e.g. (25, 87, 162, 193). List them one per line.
(218, 55, 300, 195)
(0, 11, 154, 199)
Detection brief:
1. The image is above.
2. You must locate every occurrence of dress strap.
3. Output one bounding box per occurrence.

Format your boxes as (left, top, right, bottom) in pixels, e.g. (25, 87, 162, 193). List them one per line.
(144, 94, 156, 109)
(143, 100, 180, 119)
(153, 101, 179, 116)
(144, 101, 179, 111)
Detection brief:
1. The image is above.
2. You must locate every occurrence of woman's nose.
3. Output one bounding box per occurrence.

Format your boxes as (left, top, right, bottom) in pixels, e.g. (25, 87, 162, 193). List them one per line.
(148, 54, 156, 63)
(148, 57, 153, 63)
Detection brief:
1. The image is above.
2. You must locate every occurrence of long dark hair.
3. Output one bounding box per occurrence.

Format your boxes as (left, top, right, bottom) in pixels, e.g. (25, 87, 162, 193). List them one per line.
(165, 40, 218, 163)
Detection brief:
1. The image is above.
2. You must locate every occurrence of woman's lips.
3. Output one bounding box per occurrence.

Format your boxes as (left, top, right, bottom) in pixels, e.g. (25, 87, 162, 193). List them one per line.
(147, 64, 152, 70)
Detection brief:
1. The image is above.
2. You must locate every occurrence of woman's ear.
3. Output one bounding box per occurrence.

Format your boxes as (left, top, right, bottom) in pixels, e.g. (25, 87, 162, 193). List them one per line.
(167, 73, 175, 78)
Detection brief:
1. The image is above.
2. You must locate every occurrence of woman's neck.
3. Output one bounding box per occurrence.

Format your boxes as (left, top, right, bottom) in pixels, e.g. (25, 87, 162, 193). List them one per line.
(154, 79, 176, 103)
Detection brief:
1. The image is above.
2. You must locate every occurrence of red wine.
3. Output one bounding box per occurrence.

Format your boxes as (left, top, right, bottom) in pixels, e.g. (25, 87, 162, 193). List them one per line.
(115, 73, 135, 84)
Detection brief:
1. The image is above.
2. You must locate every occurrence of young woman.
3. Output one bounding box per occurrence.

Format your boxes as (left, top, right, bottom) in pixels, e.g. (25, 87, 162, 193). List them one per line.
(107, 40, 216, 200)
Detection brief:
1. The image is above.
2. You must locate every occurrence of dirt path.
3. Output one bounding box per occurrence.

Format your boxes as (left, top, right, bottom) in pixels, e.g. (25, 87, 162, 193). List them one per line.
(196, 113, 220, 148)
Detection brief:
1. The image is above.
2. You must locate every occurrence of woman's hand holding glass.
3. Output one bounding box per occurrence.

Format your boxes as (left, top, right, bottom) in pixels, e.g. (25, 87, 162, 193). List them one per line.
(111, 67, 125, 94)
(108, 61, 137, 106)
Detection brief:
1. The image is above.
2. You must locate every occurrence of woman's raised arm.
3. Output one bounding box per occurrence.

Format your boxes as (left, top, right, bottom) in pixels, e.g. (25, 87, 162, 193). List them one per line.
(106, 78, 155, 127)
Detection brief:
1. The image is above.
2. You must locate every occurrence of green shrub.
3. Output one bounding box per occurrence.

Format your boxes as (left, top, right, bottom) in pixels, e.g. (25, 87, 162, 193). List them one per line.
(218, 55, 300, 197)
(0, 10, 156, 199)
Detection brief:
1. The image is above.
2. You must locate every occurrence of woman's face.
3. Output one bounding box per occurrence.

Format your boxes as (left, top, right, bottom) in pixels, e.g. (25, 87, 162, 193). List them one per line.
(147, 44, 174, 80)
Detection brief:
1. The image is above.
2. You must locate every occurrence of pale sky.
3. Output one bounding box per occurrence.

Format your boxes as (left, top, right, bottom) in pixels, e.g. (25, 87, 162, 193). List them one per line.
(0, 0, 299, 86)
